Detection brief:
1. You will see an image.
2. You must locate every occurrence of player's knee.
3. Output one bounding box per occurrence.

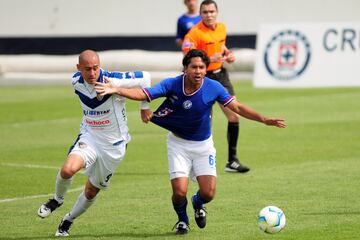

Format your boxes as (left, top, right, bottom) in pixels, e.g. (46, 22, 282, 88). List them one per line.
(84, 188, 99, 200)
(173, 189, 188, 200)
(60, 167, 76, 179)
(227, 114, 240, 123)
(61, 160, 83, 178)
(200, 188, 216, 202)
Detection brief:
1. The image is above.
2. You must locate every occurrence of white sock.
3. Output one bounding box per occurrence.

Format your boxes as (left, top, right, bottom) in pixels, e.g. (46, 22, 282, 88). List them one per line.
(54, 171, 73, 204)
(65, 191, 96, 222)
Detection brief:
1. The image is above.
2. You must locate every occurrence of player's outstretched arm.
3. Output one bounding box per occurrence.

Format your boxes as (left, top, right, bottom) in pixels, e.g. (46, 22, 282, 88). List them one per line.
(227, 100, 286, 128)
(95, 80, 148, 101)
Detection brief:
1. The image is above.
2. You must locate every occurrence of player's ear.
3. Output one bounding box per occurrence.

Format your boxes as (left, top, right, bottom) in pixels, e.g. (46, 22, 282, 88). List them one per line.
(76, 64, 80, 71)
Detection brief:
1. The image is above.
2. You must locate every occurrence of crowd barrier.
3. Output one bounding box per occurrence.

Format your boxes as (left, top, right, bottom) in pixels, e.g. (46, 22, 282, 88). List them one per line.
(0, 49, 255, 85)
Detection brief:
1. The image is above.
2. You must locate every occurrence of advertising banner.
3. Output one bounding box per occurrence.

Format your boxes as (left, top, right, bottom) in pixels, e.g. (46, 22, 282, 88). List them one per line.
(254, 23, 360, 87)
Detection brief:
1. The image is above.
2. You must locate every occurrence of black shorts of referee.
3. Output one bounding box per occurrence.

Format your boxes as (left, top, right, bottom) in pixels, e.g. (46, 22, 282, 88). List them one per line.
(206, 67, 235, 96)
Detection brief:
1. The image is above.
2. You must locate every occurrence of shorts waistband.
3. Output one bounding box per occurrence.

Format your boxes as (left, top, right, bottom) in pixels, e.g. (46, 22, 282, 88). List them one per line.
(207, 68, 222, 74)
(168, 132, 213, 144)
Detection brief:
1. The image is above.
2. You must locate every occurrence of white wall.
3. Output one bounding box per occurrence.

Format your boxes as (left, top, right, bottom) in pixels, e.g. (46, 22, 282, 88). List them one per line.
(1, 0, 359, 37)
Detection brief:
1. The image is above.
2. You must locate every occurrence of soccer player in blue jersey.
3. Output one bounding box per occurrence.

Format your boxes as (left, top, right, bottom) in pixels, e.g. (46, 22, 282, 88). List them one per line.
(37, 50, 151, 237)
(95, 49, 286, 235)
(176, 0, 202, 48)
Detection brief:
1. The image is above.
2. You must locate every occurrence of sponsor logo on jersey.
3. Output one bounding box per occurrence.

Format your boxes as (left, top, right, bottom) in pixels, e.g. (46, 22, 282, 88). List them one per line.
(85, 119, 111, 126)
(83, 109, 110, 116)
(264, 29, 311, 80)
(183, 100, 192, 109)
(186, 22, 195, 30)
(154, 107, 173, 117)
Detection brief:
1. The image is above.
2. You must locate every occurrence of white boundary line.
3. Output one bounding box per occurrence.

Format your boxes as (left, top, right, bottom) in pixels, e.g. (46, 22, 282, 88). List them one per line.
(7, 117, 78, 128)
(1, 162, 60, 170)
(1, 162, 84, 173)
(0, 187, 83, 204)
(0, 162, 84, 203)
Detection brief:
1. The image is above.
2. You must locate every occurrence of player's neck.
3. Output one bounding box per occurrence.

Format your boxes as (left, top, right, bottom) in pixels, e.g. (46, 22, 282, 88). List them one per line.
(203, 21, 217, 31)
(187, 9, 198, 16)
(184, 78, 202, 95)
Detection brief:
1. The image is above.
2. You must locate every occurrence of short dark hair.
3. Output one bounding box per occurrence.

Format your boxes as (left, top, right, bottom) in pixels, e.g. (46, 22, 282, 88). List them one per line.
(200, 0, 218, 11)
(182, 49, 210, 68)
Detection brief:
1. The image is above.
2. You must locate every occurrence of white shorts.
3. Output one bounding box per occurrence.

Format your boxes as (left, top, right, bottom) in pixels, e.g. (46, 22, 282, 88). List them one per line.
(69, 133, 127, 190)
(167, 132, 217, 180)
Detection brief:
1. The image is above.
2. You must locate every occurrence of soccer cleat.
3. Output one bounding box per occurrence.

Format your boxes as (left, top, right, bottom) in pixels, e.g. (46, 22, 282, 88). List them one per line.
(194, 208, 207, 228)
(37, 198, 62, 218)
(55, 217, 73, 237)
(191, 195, 207, 229)
(225, 160, 250, 173)
(173, 221, 189, 235)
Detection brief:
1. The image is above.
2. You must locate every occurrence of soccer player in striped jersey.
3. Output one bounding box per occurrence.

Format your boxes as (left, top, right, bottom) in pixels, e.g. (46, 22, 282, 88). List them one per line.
(37, 49, 151, 237)
(95, 49, 286, 235)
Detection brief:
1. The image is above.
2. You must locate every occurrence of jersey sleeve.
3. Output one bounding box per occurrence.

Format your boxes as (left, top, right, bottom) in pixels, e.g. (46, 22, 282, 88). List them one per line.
(212, 80, 235, 106)
(176, 17, 183, 40)
(107, 71, 151, 109)
(71, 72, 82, 88)
(143, 78, 172, 102)
(109, 71, 151, 89)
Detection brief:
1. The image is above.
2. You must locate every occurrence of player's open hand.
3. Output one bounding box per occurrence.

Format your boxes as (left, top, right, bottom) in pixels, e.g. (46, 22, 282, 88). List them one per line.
(141, 109, 153, 123)
(264, 118, 287, 128)
(95, 77, 118, 96)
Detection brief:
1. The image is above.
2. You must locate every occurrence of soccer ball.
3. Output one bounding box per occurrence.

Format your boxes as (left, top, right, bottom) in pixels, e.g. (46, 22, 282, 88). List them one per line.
(258, 206, 286, 233)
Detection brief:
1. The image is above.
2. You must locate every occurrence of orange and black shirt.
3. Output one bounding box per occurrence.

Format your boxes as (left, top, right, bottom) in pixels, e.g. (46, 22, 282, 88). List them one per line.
(182, 21, 227, 71)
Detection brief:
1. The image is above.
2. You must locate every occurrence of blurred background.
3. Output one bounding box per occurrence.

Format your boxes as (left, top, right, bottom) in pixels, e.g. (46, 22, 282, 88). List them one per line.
(0, 0, 359, 85)
(1, 2, 360, 239)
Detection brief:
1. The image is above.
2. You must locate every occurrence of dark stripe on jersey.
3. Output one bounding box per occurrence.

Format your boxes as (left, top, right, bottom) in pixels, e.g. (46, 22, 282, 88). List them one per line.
(72, 72, 81, 78)
(223, 96, 235, 106)
(75, 90, 112, 109)
(142, 88, 152, 102)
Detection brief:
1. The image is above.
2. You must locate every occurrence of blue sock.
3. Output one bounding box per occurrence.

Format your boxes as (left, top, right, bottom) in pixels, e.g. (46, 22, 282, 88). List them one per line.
(192, 190, 208, 209)
(173, 198, 189, 224)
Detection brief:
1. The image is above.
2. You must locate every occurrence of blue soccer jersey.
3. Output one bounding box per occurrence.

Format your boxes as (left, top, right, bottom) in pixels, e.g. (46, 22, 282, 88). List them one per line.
(176, 14, 202, 41)
(143, 75, 234, 141)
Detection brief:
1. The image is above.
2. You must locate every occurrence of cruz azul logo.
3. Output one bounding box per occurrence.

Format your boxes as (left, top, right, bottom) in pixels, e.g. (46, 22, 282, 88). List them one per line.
(182, 100, 192, 109)
(264, 30, 311, 80)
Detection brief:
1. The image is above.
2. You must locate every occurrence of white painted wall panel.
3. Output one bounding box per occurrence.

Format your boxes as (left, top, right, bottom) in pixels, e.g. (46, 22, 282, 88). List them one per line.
(0, 0, 359, 36)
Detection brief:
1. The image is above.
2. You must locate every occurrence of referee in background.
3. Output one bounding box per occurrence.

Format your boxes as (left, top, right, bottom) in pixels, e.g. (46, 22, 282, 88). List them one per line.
(182, 0, 249, 173)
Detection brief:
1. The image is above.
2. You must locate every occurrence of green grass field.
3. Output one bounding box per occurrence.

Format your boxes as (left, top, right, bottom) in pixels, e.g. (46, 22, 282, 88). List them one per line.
(0, 81, 359, 239)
